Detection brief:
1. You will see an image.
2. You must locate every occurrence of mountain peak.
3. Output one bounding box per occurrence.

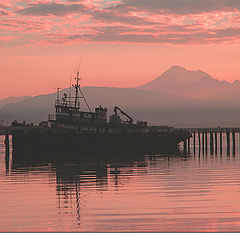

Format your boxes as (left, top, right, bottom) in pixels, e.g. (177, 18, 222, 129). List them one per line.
(168, 65, 187, 71)
(138, 66, 220, 98)
(155, 66, 212, 84)
(161, 66, 211, 79)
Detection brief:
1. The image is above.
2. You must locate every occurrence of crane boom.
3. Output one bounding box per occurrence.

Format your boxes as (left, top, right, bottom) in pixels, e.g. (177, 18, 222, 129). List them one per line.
(114, 106, 133, 124)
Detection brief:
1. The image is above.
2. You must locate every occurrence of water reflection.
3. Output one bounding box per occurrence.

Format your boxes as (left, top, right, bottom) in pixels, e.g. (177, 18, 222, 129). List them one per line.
(1, 135, 240, 232)
(9, 148, 140, 225)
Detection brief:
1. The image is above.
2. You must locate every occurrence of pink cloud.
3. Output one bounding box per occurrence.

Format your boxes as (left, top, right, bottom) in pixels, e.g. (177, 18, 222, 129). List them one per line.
(18, 2, 91, 16)
(0, 35, 18, 41)
(1, 0, 240, 46)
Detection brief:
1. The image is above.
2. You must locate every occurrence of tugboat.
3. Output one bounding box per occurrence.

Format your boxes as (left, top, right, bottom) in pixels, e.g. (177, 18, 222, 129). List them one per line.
(11, 71, 191, 156)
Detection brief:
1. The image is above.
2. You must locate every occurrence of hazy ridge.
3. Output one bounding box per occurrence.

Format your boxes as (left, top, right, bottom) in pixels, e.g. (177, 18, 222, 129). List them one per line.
(1, 66, 240, 127)
(0, 95, 31, 107)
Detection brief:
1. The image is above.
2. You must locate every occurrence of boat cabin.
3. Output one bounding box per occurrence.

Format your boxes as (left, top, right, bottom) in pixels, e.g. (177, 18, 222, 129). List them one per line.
(49, 71, 108, 125)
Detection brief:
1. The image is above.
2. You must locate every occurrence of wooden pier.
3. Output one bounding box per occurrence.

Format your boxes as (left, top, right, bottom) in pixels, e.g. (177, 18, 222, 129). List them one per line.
(2, 125, 240, 157)
(180, 127, 240, 155)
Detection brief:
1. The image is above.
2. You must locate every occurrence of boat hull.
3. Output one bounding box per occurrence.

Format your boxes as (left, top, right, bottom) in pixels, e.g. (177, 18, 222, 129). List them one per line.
(11, 128, 191, 158)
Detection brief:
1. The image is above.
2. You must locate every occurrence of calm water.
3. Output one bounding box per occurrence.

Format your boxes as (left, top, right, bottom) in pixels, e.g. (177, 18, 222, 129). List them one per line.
(1, 134, 240, 232)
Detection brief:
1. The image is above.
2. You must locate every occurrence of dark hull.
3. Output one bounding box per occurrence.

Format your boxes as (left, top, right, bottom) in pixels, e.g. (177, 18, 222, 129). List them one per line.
(12, 128, 191, 158)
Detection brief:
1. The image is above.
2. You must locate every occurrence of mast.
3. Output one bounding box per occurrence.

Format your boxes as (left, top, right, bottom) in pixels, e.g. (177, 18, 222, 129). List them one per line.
(73, 71, 80, 108)
(72, 70, 92, 112)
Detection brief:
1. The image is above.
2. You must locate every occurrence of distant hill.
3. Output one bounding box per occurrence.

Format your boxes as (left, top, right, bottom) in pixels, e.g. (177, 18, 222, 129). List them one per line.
(0, 95, 31, 107)
(0, 92, 56, 123)
(0, 87, 197, 125)
(138, 66, 238, 98)
(2, 86, 240, 127)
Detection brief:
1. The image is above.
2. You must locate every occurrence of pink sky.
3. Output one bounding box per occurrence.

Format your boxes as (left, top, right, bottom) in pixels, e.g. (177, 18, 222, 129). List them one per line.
(1, 0, 240, 98)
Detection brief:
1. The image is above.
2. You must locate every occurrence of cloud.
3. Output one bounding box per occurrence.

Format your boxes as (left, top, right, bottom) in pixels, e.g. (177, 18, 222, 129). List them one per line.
(0, 18, 54, 32)
(0, 2, 12, 9)
(19, 2, 90, 16)
(2, 0, 240, 46)
(0, 35, 17, 41)
(39, 24, 240, 46)
(93, 8, 158, 25)
(119, 0, 240, 14)
(0, 9, 10, 16)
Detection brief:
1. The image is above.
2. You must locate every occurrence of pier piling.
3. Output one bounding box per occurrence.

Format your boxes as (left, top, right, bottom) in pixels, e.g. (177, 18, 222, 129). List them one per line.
(184, 139, 187, 153)
(193, 132, 196, 154)
(226, 132, 230, 156)
(4, 133, 9, 156)
(220, 132, 223, 155)
(214, 132, 218, 155)
(198, 131, 201, 149)
(232, 131, 236, 155)
(202, 132, 205, 154)
(210, 132, 214, 155)
(187, 137, 190, 153)
(183, 128, 240, 156)
(205, 132, 208, 154)
(4, 132, 10, 173)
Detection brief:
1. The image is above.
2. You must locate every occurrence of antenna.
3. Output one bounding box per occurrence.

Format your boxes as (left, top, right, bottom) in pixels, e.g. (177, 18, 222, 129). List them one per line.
(57, 87, 61, 104)
(69, 73, 72, 102)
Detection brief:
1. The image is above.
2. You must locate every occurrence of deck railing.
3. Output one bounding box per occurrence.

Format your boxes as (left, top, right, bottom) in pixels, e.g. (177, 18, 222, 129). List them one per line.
(48, 114, 56, 121)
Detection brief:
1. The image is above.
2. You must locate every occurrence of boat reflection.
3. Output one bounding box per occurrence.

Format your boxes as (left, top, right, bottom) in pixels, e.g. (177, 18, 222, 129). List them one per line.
(7, 148, 183, 227)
